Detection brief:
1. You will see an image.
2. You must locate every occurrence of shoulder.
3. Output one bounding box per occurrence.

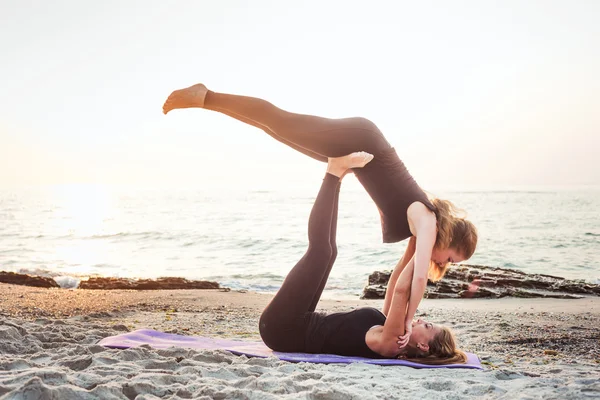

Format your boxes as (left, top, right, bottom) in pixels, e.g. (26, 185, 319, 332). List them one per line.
(407, 200, 435, 215)
(407, 201, 437, 236)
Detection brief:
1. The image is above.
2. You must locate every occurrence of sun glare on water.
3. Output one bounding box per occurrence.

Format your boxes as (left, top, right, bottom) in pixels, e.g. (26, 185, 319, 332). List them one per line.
(50, 184, 116, 274)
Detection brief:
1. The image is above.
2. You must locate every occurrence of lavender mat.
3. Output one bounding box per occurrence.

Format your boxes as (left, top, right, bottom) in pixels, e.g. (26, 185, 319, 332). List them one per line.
(99, 329, 482, 369)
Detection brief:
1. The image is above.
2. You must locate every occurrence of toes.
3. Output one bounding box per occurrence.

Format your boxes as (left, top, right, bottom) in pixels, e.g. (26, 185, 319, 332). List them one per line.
(164, 93, 177, 104)
(162, 95, 176, 114)
(349, 151, 374, 168)
(361, 152, 374, 164)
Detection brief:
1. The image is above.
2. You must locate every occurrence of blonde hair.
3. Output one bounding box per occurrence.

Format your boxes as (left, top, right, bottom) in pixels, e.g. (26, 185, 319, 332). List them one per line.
(428, 198, 478, 281)
(404, 326, 467, 365)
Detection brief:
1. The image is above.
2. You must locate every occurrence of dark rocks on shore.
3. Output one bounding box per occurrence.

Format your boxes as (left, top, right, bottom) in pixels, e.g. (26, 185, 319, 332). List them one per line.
(0, 272, 60, 288)
(0, 272, 220, 291)
(362, 264, 600, 300)
(78, 277, 220, 290)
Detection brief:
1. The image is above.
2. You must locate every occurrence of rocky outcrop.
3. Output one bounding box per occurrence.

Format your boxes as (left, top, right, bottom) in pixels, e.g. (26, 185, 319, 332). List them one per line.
(78, 277, 220, 290)
(0, 272, 221, 291)
(362, 264, 600, 300)
(0, 272, 60, 288)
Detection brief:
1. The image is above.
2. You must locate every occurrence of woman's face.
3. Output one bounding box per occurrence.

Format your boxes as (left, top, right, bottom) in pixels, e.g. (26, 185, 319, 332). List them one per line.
(409, 318, 441, 351)
(431, 247, 464, 268)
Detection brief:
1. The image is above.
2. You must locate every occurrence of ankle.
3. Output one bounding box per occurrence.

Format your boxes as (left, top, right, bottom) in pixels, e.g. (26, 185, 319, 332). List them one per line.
(202, 89, 213, 108)
(326, 164, 347, 178)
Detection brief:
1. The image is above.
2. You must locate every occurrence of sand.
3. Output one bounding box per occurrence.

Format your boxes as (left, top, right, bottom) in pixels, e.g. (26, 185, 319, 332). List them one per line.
(1, 284, 599, 399)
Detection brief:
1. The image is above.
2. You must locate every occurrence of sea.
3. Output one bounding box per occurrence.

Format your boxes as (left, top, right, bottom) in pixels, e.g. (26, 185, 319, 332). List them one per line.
(1, 183, 599, 298)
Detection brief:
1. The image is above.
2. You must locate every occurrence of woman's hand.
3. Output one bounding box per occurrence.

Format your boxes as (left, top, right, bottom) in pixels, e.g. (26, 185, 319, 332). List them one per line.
(397, 333, 410, 348)
(397, 321, 412, 348)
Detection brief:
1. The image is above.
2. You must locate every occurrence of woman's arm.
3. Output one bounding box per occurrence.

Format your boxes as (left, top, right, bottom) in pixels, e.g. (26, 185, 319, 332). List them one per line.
(403, 218, 436, 327)
(367, 257, 415, 357)
(382, 236, 416, 316)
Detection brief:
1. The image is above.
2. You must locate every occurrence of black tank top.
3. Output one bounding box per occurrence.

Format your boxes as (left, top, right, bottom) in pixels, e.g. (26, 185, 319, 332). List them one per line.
(306, 307, 387, 359)
(354, 147, 435, 243)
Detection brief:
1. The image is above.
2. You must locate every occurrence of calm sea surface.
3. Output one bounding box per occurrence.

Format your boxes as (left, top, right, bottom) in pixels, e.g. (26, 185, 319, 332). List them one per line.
(1, 183, 599, 297)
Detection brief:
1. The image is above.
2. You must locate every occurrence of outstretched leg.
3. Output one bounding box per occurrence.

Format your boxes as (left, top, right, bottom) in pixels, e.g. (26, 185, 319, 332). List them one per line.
(163, 84, 391, 161)
(259, 152, 374, 351)
(308, 184, 339, 312)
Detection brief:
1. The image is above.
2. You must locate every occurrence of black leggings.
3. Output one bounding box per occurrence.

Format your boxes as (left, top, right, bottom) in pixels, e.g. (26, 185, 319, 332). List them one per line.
(204, 90, 392, 161)
(259, 173, 340, 352)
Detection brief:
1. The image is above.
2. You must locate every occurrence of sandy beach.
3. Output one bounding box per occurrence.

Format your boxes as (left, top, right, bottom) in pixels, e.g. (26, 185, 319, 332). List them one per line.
(1, 284, 599, 399)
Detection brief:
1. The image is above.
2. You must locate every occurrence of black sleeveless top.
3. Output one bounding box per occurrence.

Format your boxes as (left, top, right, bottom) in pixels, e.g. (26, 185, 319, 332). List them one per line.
(306, 307, 387, 359)
(354, 147, 435, 243)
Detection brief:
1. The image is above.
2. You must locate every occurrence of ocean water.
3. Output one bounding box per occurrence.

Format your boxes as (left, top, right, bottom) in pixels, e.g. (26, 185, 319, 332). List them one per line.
(1, 183, 599, 297)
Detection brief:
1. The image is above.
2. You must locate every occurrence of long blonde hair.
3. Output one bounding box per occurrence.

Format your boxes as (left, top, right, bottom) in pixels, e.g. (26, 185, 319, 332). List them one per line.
(404, 326, 467, 365)
(428, 198, 478, 281)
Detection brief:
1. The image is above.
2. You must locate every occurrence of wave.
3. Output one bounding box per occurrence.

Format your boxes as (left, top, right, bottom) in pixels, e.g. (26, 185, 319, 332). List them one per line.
(0, 248, 36, 254)
(222, 236, 303, 251)
(86, 232, 214, 242)
(87, 231, 168, 240)
(12, 267, 99, 279)
(449, 190, 553, 195)
(207, 272, 284, 281)
(0, 232, 185, 242)
(53, 276, 80, 288)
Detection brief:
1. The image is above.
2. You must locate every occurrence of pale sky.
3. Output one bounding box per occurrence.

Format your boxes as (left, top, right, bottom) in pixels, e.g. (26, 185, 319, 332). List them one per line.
(1, 0, 599, 190)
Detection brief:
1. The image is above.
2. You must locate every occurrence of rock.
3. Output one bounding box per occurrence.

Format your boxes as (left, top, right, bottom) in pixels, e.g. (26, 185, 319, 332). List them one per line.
(362, 263, 600, 300)
(78, 277, 220, 290)
(362, 284, 386, 299)
(367, 271, 391, 286)
(0, 272, 60, 288)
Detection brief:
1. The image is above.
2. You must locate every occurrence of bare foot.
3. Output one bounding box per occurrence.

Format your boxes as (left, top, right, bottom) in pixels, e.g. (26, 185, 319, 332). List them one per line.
(327, 151, 374, 178)
(162, 83, 208, 114)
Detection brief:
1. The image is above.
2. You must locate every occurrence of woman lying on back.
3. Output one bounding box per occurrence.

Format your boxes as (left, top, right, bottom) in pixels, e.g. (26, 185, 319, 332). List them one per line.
(258, 152, 466, 364)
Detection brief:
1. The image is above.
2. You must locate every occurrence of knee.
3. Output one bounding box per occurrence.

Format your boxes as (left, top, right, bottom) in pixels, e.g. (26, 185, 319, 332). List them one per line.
(351, 118, 391, 152)
(307, 242, 334, 262)
(329, 245, 338, 265)
(355, 116, 374, 125)
(353, 117, 379, 132)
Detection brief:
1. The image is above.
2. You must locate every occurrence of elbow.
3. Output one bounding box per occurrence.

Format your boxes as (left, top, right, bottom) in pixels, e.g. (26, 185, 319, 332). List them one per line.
(397, 275, 426, 295)
(413, 275, 428, 288)
(370, 337, 397, 358)
(378, 343, 400, 358)
(393, 282, 410, 297)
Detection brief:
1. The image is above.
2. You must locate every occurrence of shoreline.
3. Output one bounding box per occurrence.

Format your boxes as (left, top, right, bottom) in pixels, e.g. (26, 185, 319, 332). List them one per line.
(1, 283, 600, 398)
(4, 282, 600, 316)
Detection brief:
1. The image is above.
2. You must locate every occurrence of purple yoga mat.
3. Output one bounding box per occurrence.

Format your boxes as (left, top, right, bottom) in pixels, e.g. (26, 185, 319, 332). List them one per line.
(99, 329, 482, 369)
